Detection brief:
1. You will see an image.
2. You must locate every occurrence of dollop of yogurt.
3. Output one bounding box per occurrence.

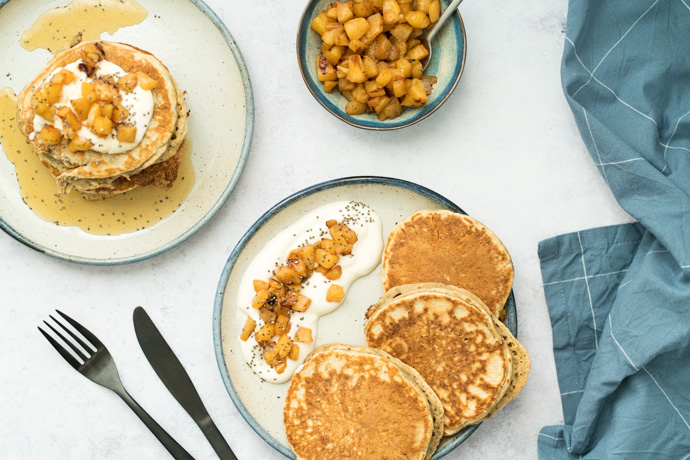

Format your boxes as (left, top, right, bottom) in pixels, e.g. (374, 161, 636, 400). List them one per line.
(31, 59, 154, 154)
(237, 201, 383, 384)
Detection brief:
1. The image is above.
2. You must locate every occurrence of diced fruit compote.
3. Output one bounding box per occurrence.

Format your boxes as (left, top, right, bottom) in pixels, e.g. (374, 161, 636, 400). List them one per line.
(240, 219, 359, 371)
(33, 56, 158, 147)
(311, 0, 440, 121)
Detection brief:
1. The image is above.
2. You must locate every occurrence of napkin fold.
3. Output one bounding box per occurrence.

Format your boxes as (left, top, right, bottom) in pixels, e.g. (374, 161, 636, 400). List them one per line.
(538, 0, 690, 457)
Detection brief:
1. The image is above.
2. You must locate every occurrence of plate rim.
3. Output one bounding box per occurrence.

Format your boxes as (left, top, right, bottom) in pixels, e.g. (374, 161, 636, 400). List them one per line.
(0, 0, 254, 266)
(296, 0, 467, 131)
(212, 175, 518, 459)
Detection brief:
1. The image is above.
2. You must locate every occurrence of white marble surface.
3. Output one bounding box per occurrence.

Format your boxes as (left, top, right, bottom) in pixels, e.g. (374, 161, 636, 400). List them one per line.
(0, 0, 635, 459)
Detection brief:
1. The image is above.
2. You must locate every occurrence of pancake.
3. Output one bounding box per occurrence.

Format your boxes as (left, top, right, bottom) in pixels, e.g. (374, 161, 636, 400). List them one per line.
(284, 343, 444, 460)
(365, 283, 530, 436)
(381, 210, 514, 318)
(17, 40, 187, 199)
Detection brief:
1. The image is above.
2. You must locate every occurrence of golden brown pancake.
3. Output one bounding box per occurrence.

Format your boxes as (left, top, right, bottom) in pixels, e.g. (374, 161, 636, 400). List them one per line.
(17, 40, 187, 199)
(365, 283, 530, 436)
(284, 343, 444, 460)
(381, 210, 514, 318)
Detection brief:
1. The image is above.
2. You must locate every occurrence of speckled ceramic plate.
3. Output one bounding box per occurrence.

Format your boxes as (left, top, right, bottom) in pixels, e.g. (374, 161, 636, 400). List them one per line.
(297, 0, 466, 130)
(213, 176, 517, 459)
(0, 0, 253, 265)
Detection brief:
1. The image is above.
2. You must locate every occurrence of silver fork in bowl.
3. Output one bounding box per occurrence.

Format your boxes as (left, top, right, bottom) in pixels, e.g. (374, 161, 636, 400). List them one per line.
(38, 310, 194, 460)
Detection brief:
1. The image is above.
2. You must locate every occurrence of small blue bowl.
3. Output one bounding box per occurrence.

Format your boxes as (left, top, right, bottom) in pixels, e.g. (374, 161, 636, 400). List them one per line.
(297, 0, 467, 130)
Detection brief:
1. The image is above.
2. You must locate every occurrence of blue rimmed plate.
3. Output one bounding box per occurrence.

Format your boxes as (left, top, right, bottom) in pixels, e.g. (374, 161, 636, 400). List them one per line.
(296, 0, 466, 130)
(213, 176, 517, 459)
(0, 0, 253, 265)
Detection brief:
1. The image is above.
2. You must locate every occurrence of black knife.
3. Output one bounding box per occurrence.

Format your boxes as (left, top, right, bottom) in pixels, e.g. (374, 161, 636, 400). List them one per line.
(133, 306, 237, 460)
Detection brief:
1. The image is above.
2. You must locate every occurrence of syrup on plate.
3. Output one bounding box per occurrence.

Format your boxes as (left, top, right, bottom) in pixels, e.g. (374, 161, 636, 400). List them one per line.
(21, 0, 148, 54)
(0, 88, 194, 236)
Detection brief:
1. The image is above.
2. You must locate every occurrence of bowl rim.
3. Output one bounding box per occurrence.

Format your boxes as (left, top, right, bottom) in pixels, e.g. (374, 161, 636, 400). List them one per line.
(212, 175, 518, 459)
(296, 0, 467, 131)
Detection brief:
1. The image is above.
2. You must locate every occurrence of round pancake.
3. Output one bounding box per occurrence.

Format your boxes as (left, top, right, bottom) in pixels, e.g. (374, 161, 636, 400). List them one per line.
(381, 210, 514, 318)
(284, 343, 444, 460)
(365, 283, 529, 435)
(17, 40, 187, 199)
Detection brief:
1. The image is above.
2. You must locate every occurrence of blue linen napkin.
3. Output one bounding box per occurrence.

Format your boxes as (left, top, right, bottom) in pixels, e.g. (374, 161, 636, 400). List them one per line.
(538, 0, 690, 458)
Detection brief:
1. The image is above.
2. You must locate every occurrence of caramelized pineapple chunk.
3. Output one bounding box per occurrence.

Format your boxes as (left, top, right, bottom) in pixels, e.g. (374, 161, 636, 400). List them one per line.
(112, 105, 129, 124)
(273, 359, 287, 374)
(344, 17, 370, 40)
(69, 136, 93, 153)
(52, 69, 75, 86)
(253, 289, 271, 309)
(40, 125, 62, 145)
(288, 343, 300, 361)
(323, 265, 343, 280)
(291, 295, 312, 313)
(256, 323, 276, 343)
(323, 80, 338, 93)
(353, 0, 374, 17)
(92, 116, 113, 137)
(315, 248, 340, 269)
(259, 308, 276, 324)
(95, 81, 118, 102)
(240, 317, 256, 341)
(137, 72, 158, 90)
(275, 266, 301, 285)
(310, 12, 330, 35)
(117, 73, 138, 92)
(81, 82, 97, 103)
(292, 244, 316, 269)
(275, 315, 290, 335)
(70, 98, 91, 121)
(57, 107, 82, 131)
(346, 55, 367, 83)
(294, 327, 313, 343)
(400, 78, 428, 106)
(405, 11, 430, 29)
(44, 85, 63, 105)
(428, 0, 441, 22)
(382, 0, 402, 24)
(406, 44, 429, 61)
(262, 342, 278, 364)
(85, 103, 102, 126)
(317, 55, 338, 82)
(276, 334, 293, 358)
(326, 284, 346, 302)
(114, 125, 136, 143)
(253, 279, 270, 293)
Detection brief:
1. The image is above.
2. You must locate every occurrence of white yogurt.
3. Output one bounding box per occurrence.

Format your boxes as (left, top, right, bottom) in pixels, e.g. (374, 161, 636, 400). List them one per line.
(31, 59, 154, 154)
(237, 201, 383, 384)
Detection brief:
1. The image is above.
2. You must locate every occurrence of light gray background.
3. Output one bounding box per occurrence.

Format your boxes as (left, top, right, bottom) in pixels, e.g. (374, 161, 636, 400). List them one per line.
(0, 0, 634, 458)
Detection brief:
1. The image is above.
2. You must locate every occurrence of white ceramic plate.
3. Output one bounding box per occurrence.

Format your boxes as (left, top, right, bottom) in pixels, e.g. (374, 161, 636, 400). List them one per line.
(213, 177, 518, 459)
(0, 0, 253, 264)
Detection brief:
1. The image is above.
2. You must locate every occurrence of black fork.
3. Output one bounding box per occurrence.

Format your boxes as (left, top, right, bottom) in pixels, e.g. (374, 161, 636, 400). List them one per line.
(39, 310, 194, 460)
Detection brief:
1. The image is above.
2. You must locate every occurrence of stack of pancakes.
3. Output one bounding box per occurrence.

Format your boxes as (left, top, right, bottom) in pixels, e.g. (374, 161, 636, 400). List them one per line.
(17, 40, 188, 199)
(284, 210, 529, 458)
(365, 283, 529, 436)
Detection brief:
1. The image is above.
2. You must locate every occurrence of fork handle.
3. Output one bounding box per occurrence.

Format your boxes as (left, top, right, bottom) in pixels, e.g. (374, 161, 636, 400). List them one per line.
(117, 389, 194, 460)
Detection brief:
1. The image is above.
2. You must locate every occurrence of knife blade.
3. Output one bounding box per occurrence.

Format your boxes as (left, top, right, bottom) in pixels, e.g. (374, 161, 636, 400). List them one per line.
(133, 306, 237, 460)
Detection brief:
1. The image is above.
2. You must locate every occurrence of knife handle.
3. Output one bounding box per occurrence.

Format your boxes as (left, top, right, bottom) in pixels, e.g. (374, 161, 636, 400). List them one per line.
(199, 417, 237, 460)
(117, 388, 194, 460)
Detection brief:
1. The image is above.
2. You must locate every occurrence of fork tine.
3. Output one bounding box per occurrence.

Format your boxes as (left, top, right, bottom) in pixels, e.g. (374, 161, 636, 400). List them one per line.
(44, 320, 88, 362)
(38, 326, 81, 370)
(49, 314, 96, 354)
(56, 309, 103, 348)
